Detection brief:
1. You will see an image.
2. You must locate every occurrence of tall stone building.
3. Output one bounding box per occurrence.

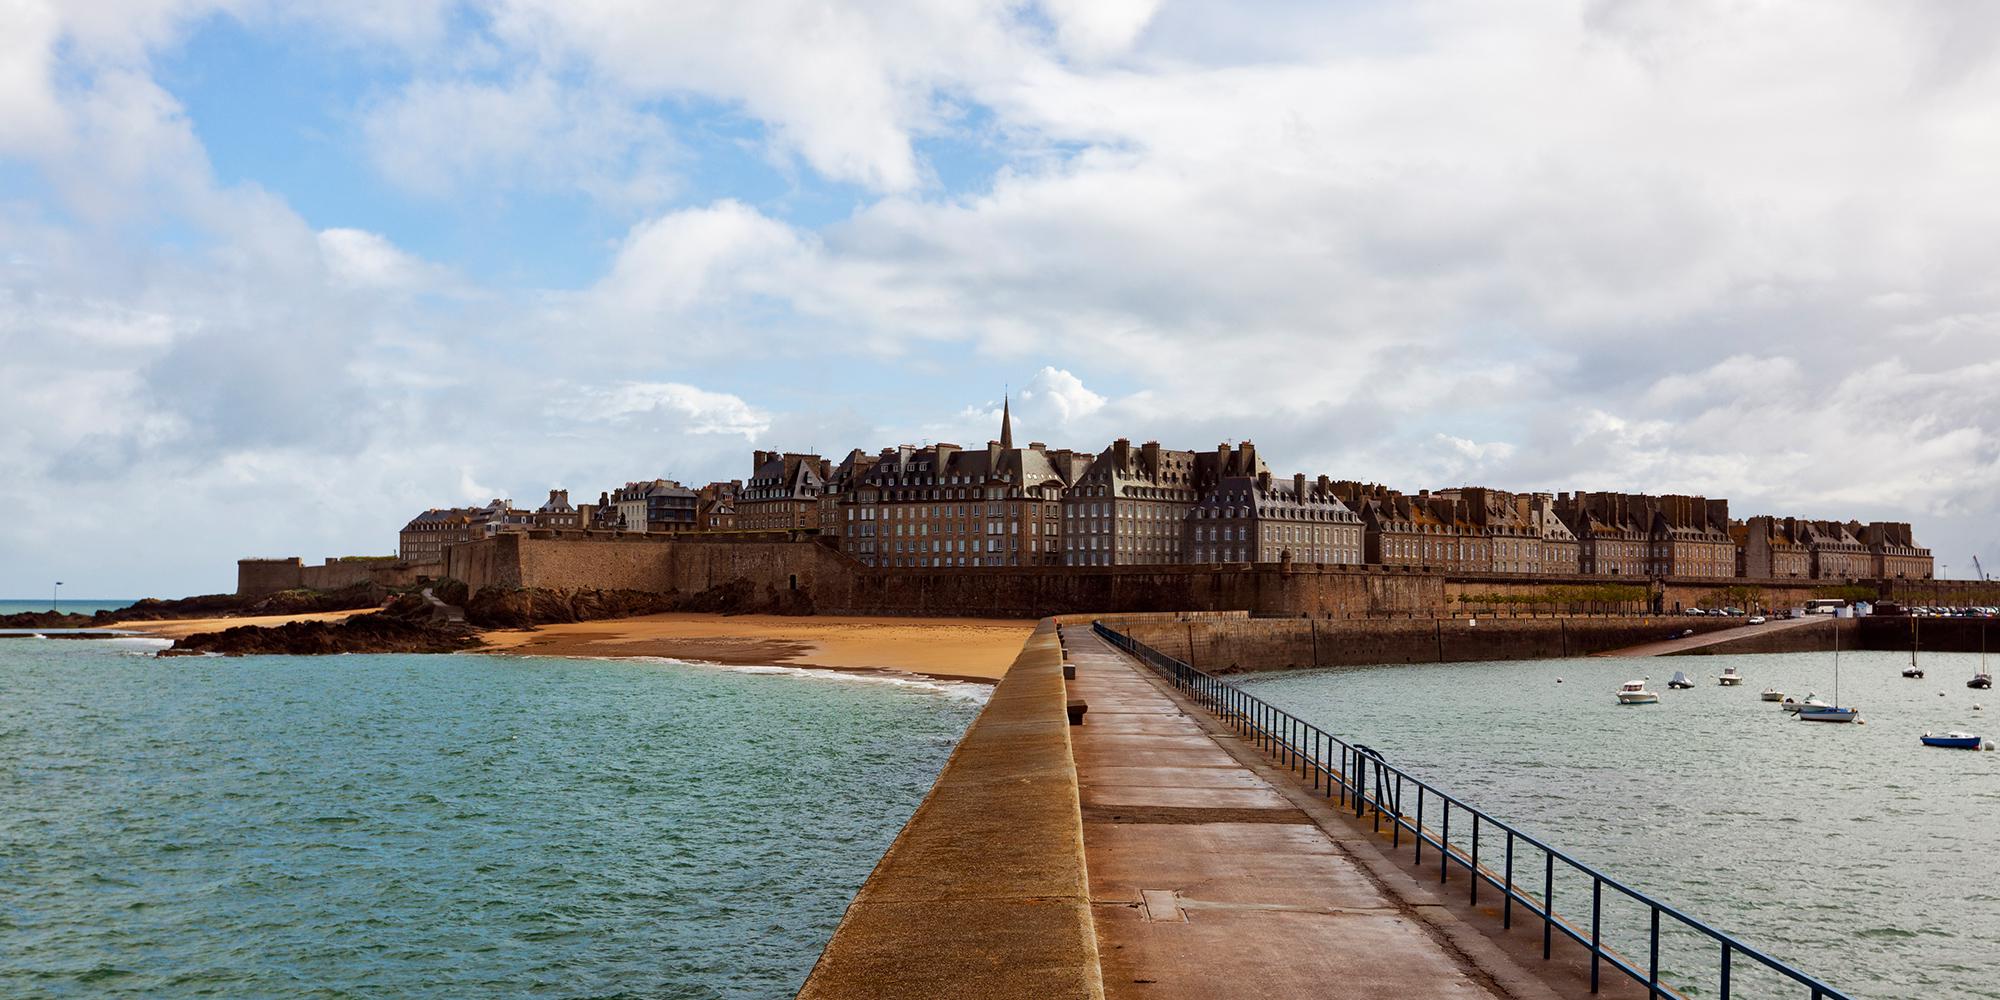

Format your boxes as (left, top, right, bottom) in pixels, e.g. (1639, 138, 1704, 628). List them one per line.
(1187, 471, 1362, 565)
(840, 401, 1082, 568)
(398, 499, 527, 563)
(609, 480, 698, 533)
(531, 489, 588, 530)
(1796, 519, 1876, 580)
(1647, 495, 1735, 578)
(1554, 493, 1651, 577)
(696, 481, 739, 531)
(1333, 484, 1487, 570)
(1060, 438, 1204, 566)
(1736, 515, 1810, 579)
(1433, 488, 1580, 575)
(1860, 522, 1933, 580)
(738, 452, 829, 531)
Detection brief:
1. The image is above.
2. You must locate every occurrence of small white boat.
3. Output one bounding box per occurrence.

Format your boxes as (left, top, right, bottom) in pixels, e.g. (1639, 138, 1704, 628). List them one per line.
(1718, 666, 1744, 686)
(1667, 671, 1695, 690)
(1616, 679, 1659, 705)
(1760, 687, 1784, 702)
(1798, 704, 1860, 723)
(1781, 693, 1829, 714)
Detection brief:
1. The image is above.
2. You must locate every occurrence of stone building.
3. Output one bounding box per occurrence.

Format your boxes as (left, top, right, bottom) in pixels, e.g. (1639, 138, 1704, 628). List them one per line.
(1332, 484, 1486, 570)
(1187, 471, 1362, 565)
(610, 479, 698, 533)
(1647, 495, 1735, 579)
(1433, 488, 1580, 575)
(1060, 439, 1206, 566)
(530, 489, 591, 531)
(1554, 493, 1651, 577)
(1860, 521, 1933, 580)
(398, 499, 527, 563)
(1736, 516, 1811, 579)
(1796, 519, 1872, 580)
(696, 481, 739, 531)
(738, 452, 829, 531)
(839, 401, 1082, 569)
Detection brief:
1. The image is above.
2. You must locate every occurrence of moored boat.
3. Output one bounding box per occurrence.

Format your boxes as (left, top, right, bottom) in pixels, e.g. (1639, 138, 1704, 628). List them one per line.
(1920, 731, 1984, 749)
(1616, 679, 1659, 705)
(1760, 687, 1784, 701)
(1718, 666, 1744, 686)
(1903, 666, 1924, 678)
(1797, 704, 1860, 723)
(1667, 671, 1695, 690)
(1973, 673, 1994, 690)
(1782, 694, 1829, 714)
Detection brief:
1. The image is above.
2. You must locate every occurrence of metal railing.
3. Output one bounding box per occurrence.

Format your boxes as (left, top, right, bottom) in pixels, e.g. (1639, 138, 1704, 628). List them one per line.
(1090, 620, 1851, 1000)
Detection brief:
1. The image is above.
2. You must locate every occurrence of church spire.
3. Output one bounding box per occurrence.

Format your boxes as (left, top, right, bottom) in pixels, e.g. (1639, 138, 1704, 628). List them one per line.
(1000, 393, 1014, 450)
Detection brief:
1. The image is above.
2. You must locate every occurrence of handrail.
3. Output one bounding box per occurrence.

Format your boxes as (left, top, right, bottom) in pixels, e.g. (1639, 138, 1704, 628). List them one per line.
(1089, 620, 1851, 1000)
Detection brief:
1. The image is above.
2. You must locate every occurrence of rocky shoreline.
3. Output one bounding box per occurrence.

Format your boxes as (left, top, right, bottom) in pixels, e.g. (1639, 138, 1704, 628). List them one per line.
(1, 584, 384, 631)
(158, 578, 814, 657)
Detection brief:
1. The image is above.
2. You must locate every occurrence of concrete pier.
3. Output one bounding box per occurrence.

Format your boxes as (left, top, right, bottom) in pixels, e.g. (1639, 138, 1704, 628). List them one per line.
(1062, 625, 1565, 1000)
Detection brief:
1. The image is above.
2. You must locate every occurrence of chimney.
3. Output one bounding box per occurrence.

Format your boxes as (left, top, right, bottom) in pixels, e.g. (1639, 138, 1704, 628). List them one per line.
(1113, 438, 1130, 468)
(1240, 440, 1257, 473)
(1293, 473, 1306, 500)
(1317, 474, 1331, 495)
(1257, 470, 1272, 493)
(1142, 440, 1160, 474)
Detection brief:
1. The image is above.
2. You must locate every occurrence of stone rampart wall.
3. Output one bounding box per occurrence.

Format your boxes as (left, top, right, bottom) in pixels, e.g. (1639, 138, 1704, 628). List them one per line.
(1105, 615, 1748, 672)
(238, 556, 443, 596)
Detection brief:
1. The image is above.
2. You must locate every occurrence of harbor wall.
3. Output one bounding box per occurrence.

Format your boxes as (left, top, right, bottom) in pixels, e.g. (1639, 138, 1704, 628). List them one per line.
(1098, 615, 1749, 673)
(797, 621, 1100, 999)
(428, 533, 1971, 620)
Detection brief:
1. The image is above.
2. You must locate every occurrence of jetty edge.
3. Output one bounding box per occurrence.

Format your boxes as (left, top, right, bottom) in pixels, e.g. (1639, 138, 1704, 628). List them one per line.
(797, 618, 1102, 999)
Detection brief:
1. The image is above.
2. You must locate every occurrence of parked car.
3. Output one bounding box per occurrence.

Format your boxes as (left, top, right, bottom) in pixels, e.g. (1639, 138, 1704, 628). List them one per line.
(1684, 608, 1706, 616)
(1747, 615, 1767, 625)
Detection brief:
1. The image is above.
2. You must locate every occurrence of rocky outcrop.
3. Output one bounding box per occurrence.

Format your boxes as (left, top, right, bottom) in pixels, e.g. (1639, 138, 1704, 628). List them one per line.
(461, 578, 814, 629)
(161, 597, 477, 657)
(1, 584, 384, 630)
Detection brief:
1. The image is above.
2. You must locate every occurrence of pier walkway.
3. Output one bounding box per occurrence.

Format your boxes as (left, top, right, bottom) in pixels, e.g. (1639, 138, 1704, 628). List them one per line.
(1063, 626, 1560, 1000)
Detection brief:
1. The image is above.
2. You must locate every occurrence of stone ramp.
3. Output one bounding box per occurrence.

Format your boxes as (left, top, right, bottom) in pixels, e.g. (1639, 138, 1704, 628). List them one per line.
(1064, 627, 1519, 1000)
(1591, 615, 1821, 657)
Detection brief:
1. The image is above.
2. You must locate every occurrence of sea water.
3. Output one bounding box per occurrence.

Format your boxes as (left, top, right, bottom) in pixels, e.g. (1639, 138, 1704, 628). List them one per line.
(1236, 651, 2000, 1000)
(0, 638, 985, 998)
(0, 599, 137, 617)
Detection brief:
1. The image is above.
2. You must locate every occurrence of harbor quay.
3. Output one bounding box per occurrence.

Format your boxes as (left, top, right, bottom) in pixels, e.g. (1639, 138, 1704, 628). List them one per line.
(800, 614, 1854, 1000)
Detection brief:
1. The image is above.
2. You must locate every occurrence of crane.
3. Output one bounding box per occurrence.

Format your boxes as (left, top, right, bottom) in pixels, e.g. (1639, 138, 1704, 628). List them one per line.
(1976, 555, 1987, 582)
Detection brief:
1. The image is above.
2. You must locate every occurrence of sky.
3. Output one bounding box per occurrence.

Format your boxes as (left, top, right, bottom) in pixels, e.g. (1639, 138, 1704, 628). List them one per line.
(5, 0, 2000, 598)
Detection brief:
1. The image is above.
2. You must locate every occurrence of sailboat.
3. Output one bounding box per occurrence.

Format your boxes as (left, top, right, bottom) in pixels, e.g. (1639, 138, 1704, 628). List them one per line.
(1903, 615, 1923, 678)
(1799, 621, 1860, 723)
(1972, 621, 1993, 690)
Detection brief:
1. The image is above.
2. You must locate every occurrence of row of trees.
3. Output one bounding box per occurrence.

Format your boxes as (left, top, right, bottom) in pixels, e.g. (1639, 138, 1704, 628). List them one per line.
(1453, 584, 1652, 616)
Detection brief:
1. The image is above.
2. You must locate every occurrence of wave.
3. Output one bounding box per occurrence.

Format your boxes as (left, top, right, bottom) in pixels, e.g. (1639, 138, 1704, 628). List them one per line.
(723, 664, 992, 701)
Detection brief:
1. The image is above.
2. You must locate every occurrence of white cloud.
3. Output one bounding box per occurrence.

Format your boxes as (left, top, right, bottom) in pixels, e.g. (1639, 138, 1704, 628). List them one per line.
(1020, 366, 1106, 422)
(578, 382, 772, 440)
(362, 74, 678, 206)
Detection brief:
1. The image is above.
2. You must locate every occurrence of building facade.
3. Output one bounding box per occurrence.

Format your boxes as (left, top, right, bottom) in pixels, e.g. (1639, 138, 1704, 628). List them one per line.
(738, 452, 829, 531)
(1186, 472, 1363, 565)
(610, 480, 698, 533)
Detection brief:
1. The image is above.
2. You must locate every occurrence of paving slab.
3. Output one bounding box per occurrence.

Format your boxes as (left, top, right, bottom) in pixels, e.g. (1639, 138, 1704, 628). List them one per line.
(1080, 785, 1297, 810)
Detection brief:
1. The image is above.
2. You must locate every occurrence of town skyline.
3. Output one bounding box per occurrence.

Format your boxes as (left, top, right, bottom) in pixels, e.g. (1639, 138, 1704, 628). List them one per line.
(8, 3, 2000, 597)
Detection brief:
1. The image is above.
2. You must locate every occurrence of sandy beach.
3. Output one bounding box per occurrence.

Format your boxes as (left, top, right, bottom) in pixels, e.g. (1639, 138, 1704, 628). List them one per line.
(110, 610, 372, 638)
(479, 613, 1037, 681)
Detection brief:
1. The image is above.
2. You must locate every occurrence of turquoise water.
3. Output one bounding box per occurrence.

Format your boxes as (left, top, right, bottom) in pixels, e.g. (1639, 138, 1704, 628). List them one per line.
(0, 600, 136, 617)
(1237, 651, 2000, 1000)
(0, 638, 984, 998)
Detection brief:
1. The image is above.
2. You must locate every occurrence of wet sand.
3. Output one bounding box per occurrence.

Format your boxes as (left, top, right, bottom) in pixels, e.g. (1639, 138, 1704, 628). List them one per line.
(478, 613, 1038, 682)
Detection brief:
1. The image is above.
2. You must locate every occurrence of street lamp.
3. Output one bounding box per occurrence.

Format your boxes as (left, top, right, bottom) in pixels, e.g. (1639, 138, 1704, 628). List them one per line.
(52, 581, 62, 612)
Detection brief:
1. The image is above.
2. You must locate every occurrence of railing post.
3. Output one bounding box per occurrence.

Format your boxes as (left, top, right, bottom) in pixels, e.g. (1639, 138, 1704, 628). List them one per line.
(1414, 786, 1423, 864)
(1590, 876, 1602, 993)
(1543, 852, 1554, 960)
(1503, 831, 1514, 929)
(1393, 774, 1403, 847)
(1719, 942, 1730, 1000)
(1470, 814, 1480, 905)
(1648, 905, 1660, 999)
(1440, 802, 1450, 883)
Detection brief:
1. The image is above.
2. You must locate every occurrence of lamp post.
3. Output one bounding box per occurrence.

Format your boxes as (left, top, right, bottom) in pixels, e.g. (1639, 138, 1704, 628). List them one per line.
(52, 581, 62, 612)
